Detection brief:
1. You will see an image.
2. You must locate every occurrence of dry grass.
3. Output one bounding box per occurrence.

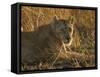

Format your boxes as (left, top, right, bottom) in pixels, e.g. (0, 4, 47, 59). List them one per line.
(21, 6, 96, 71)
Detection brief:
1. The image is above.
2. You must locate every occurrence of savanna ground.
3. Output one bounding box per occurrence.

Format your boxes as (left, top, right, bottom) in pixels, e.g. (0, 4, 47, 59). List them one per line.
(21, 6, 96, 71)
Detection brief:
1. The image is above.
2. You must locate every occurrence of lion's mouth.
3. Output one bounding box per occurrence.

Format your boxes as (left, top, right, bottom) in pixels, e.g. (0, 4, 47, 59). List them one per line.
(63, 39, 70, 44)
(63, 36, 71, 44)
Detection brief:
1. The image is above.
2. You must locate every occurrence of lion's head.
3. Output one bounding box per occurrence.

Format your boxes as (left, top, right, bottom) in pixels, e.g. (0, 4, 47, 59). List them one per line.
(51, 16, 74, 46)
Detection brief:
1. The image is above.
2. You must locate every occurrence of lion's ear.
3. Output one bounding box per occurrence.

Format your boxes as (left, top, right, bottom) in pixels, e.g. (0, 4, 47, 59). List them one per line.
(53, 15, 59, 21)
(51, 16, 59, 30)
(68, 16, 75, 26)
(52, 16, 58, 24)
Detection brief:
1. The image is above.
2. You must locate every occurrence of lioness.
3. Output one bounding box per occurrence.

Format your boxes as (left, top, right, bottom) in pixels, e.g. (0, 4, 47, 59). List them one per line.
(21, 16, 74, 70)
